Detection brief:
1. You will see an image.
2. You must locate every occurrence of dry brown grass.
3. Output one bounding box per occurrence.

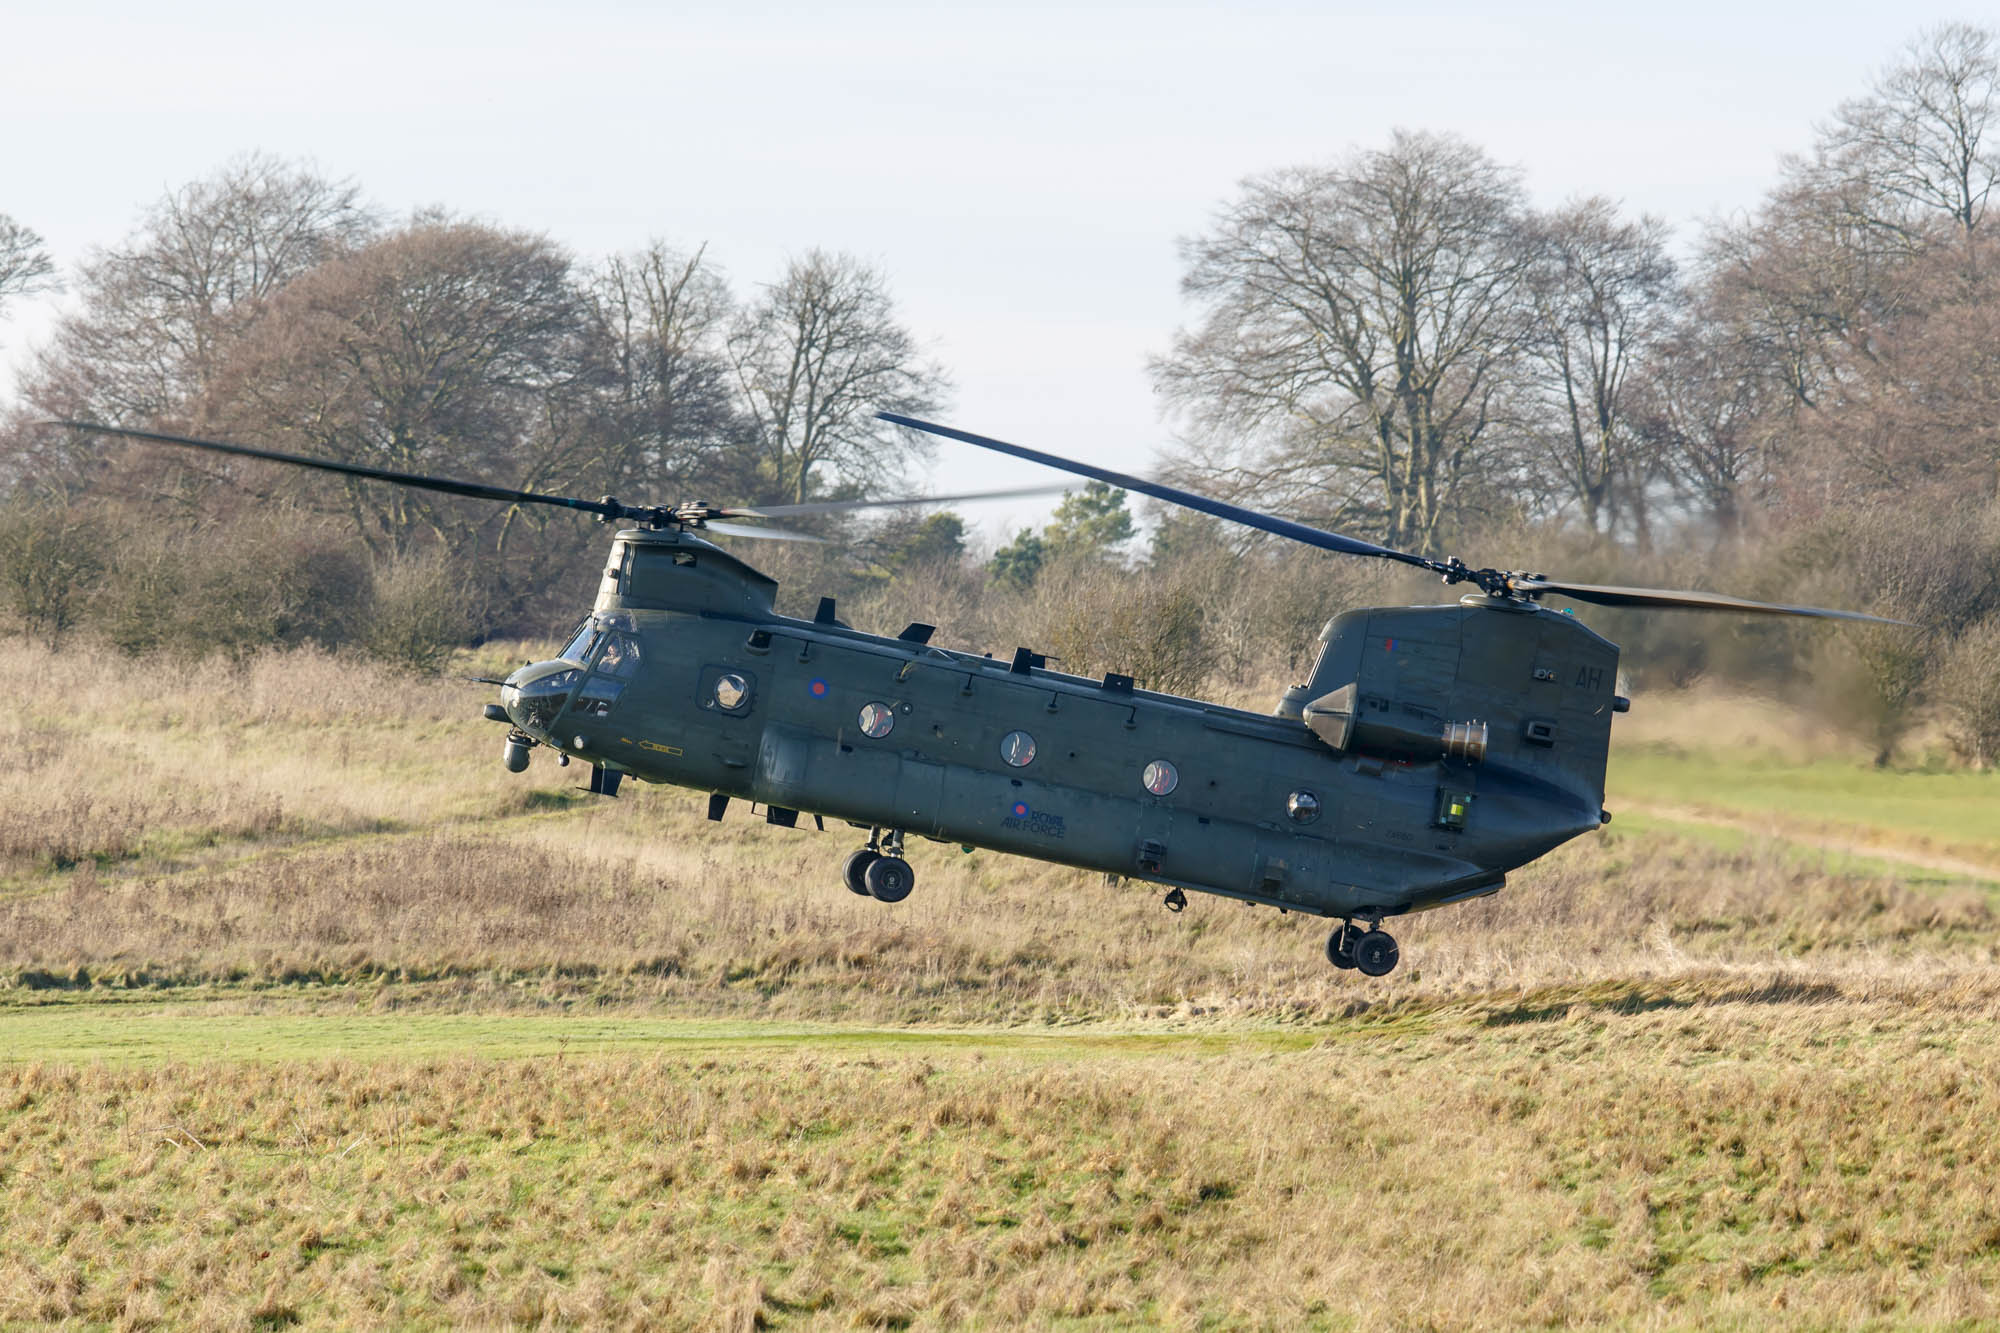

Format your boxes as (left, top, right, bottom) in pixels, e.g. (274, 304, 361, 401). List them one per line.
(1, 639, 1997, 1021)
(6, 640, 2000, 1327)
(7, 1004, 2000, 1329)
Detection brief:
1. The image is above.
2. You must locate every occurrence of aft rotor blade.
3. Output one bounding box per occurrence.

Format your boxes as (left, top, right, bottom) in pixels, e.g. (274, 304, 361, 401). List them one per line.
(1509, 577, 1911, 625)
(704, 520, 826, 543)
(877, 413, 1441, 571)
(46, 421, 626, 521)
(717, 483, 1068, 520)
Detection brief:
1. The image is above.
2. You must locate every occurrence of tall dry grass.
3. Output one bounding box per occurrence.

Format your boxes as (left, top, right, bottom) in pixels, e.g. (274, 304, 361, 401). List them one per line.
(0, 638, 1996, 1020)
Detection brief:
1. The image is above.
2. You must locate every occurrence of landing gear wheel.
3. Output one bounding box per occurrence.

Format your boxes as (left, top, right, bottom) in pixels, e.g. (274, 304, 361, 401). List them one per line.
(841, 849, 880, 896)
(1326, 923, 1360, 970)
(863, 856, 914, 903)
(1354, 929, 1400, 977)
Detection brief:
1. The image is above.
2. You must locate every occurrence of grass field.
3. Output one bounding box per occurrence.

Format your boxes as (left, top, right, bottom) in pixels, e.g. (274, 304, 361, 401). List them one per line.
(4, 641, 2000, 1327)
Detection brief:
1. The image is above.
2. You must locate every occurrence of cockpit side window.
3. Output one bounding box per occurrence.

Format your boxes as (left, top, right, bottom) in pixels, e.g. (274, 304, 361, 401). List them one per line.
(593, 632, 643, 679)
(574, 676, 624, 717)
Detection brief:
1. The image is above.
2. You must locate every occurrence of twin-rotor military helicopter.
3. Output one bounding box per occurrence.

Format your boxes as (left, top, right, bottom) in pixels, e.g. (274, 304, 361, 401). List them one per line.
(56, 415, 1898, 977)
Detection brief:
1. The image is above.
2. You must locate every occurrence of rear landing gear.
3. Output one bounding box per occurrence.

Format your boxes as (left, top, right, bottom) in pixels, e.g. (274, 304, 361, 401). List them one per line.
(1327, 921, 1399, 976)
(863, 856, 914, 902)
(841, 849, 879, 896)
(842, 829, 913, 902)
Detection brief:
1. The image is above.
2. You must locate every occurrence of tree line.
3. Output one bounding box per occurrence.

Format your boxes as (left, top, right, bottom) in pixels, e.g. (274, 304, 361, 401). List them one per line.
(1155, 22, 1999, 551)
(3, 23, 2000, 763)
(0, 159, 948, 648)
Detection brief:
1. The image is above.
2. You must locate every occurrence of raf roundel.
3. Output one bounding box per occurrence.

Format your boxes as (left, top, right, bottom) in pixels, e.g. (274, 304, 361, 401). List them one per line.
(808, 677, 829, 699)
(1010, 801, 1030, 818)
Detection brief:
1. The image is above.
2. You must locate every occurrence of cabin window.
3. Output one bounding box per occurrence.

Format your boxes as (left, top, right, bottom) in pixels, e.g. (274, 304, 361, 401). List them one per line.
(1286, 790, 1320, 824)
(712, 672, 749, 711)
(1000, 730, 1037, 767)
(1142, 760, 1179, 796)
(857, 701, 895, 738)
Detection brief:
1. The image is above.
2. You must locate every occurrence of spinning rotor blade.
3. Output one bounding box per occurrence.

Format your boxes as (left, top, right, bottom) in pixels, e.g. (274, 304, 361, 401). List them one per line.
(1506, 577, 1911, 625)
(717, 483, 1067, 520)
(883, 413, 1904, 627)
(704, 520, 825, 543)
(48, 420, 627, 520)
(877, 413, 1442, 572)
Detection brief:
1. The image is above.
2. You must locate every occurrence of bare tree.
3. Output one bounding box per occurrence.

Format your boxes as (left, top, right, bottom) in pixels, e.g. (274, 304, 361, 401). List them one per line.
(1633, 310, 1781, 536)
(588, 242, 750, 498)
(727, 250, 948, 506)
(1154, 131, 1531, 551)
(1522, 199, 1678, 536)
(1686, 24, 2000, 519)
(205, 220, 599, 619)
(1819, 22, 2000, 234)
(0, 214, 57, 318)
(1799, 230, 2000, 506)
(23, 153, 375, 427)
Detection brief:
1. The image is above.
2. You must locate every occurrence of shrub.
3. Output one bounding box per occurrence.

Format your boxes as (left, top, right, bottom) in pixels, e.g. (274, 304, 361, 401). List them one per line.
(0, 502, 102, 649)
(360, 554, 476, 673)
(95, 509, 370, 660)
(1935, 616, 2000, 768)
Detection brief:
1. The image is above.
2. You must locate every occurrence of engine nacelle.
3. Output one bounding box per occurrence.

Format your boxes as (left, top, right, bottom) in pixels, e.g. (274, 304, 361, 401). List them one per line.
(1302, 682, 1488, 763)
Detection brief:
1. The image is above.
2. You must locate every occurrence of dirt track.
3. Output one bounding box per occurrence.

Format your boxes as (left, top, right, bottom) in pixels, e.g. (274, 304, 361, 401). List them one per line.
(1626, 802, 2000, 882)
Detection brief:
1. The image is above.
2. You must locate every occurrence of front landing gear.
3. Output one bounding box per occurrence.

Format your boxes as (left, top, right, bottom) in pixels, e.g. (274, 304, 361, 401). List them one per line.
(1326, 921, 1399, 976)
(841, 829, 913, 903)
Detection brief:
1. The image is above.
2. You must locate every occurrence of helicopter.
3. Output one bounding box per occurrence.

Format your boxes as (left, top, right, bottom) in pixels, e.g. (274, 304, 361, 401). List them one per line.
(53, 416, 1900, 977)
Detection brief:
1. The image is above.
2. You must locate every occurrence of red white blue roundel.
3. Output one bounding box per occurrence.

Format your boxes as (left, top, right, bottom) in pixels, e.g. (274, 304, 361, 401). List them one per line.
(808, 678, 829, 698)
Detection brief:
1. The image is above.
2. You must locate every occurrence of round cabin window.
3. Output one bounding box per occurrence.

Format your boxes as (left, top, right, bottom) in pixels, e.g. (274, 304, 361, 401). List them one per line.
(857, 701, 895, 738)
(713, 672, 749, 711)
(1287, 790, 1321, 824)
(1000, 730, 1037, 767)
(1142, 760, 1179, 796)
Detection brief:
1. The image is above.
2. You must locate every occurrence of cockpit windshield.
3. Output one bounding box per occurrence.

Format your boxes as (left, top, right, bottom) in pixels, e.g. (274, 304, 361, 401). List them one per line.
(559, 619, 601, 665)
(561, 611, 642, 668)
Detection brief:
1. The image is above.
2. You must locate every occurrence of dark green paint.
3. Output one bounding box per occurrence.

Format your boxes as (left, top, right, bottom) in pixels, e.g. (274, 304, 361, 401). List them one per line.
(502, 528, 1620, 924)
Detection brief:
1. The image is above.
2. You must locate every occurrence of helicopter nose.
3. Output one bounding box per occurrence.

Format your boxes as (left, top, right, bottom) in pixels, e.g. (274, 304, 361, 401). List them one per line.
(500, 661, 583, 740)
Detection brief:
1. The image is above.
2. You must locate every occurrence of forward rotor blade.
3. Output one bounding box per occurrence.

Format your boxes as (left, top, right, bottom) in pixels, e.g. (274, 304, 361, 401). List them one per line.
(877, 413, 1441, 571)
(717, 483, 1068, 520)
(704, 520, 826, 543)
(1509, 577, 1912, 625)
(46, 421, 625, 521)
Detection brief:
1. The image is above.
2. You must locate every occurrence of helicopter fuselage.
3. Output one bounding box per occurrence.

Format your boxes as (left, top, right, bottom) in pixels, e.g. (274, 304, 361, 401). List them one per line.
(501, 527, 1620, 922)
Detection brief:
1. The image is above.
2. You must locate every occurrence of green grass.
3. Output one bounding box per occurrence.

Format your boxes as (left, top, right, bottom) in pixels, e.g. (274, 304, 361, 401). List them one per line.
(1611, 808, 2000, 892)
(1610, 740, 2000, 863)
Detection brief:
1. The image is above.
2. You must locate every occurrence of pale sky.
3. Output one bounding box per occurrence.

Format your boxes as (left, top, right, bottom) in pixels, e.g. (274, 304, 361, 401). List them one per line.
(2, 1, 1988, 543)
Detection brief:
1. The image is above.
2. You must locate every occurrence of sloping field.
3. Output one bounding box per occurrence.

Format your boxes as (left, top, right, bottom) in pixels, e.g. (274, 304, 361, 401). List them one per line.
(4, 643, 1999, 1327)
